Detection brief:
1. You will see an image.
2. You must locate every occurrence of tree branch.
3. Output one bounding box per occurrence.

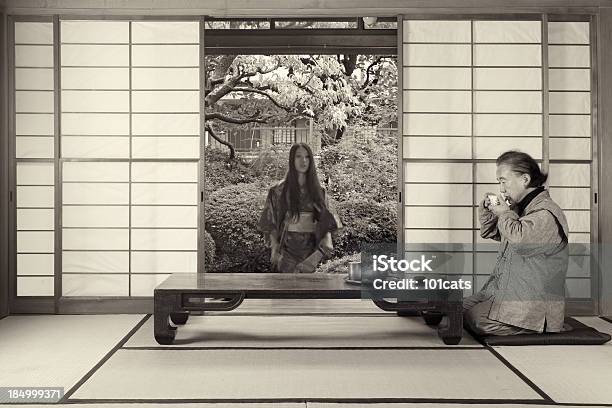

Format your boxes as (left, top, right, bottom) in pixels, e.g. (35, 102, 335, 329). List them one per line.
(206, 111, 267, 125)
(206, 123, 235, 160)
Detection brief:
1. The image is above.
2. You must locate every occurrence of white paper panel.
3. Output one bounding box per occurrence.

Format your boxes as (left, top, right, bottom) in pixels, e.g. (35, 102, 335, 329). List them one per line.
(61, 21, 129, 43)
(131, 137, 199, 159)
(62, 274, 129, 297)
(61, 67, 130, 89)
(548, 188, 590, 210)
(131, 251, 197, 273)
(131, 184, 197, 205)
(63, 229, 129, 250)
(404, 229, 473, 244)
(569, 232, 591, 243)
(132, 113, 199, 135)
(548, 45, 590, 68)
(548, 163, 590, 186)
(16, 137, 54, 158)
(548, 22, 590, 45)
(403, 67, 471, 90)
(403, 20, 471, 43)
(404, 162, 472, 183)
(17, 186, 54, 208)
(131, 274, 171, 296)
(132, 21, 199, 44)
(403, 90, 470, 113)
(17, 162, 54, 185)
(567, 256, 590, 278)
(63, 162, 129, 182)
(474, 44, 541, 66)
(17, 277, 54, 296)
(18, 254, 54, 275)
(565, 210, 590, 232)
(61, 45, 129, 66)
(131, 206, 197, 228)
(17, 209, 54, 230)
(566, 279, 591, 298)
(403, 137, 471, 159)
(17, 231, 54, 253)
(15, 45, 53, 67)
(132, 91, 199, 113)
(404, 251, 473, 274)
(474, 137, 542, 160)
(62, 136, 130, 158)
(549, 138, 591, 160)
(474, 91, 542, 113)
(132, 68, 199, 89)
(131, 162, 198, 182)
(402, 114, 471, 136)
(402, 44, 471, 66)
(404, 207, 472, 228)
(62, 251, 129, 273)
(473, 21, 541, 43)
(405, 184, 473, 205)
(16, 114, 54, 135)
(63, 183, 129, 205)
(62, 113, 130, 135)
(473, 68, 541, 90)
(131, 229, 197, 250)
(474, 114, 541, 136)
(15, 68, 53, 90)
(16, 91, 54, 112)
(15, 22, 53, 44)
(549, 69, 591, 91)
(63, 206, 129, 227)
(549, 92, 591, 113)
(132, 45, 199, 66)
(62, 91, 130, 112)
(474, 163, 497, 183)
(549, 115, 591, 137)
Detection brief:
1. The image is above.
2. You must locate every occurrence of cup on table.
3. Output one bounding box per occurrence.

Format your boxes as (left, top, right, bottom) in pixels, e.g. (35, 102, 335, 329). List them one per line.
(348, 261, 362, 281)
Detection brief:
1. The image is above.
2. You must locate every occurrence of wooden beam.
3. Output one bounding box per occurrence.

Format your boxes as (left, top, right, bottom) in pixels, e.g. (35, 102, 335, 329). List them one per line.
(4, 0, 612, 16)
(0, 10, 8, 319)
(205, 29, 397, 55)
(599, 7, 612, 316)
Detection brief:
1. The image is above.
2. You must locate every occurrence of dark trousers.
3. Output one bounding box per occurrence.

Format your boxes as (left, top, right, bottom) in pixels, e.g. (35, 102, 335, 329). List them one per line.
(463, 291, 536, 336)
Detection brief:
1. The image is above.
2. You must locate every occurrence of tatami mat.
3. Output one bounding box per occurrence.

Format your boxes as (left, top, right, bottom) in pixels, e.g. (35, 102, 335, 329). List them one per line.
(310, 404, 612, 408)
(0, 315, 144, 390)
(495, 317, 612, 405)
(70, 349, 540, 401)
(126, 315, 479, 348)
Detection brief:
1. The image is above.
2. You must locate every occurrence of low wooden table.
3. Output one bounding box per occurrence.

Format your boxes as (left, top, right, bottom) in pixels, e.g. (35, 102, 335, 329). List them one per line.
(154, 273, 464, 345)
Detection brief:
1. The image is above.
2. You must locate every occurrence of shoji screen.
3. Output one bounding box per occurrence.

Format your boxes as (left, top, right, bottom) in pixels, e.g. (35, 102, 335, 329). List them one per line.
(547, 22, 593, 300)
(14, 22, 55, 296)
(59, 20, 200, 297)
(401, 18, 596, 305)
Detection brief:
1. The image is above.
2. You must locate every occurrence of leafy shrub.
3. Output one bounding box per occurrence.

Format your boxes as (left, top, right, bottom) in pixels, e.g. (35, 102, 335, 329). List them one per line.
(249, 146, 290, 183)
(205, 147, 254, 195)
(316, 252, 360, 274)
(205, 182, 271, 272)
(319, 136, 397, 203)
(332, 198, 397, 257)
(202, 229, 216, 264)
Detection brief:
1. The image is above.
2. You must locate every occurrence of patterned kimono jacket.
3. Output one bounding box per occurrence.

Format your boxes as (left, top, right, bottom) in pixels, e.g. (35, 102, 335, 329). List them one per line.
(479, 189, 569, 332)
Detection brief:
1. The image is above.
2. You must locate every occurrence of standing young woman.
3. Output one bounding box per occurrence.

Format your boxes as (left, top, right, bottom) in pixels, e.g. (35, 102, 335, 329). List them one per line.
(258, 143, 341, 273)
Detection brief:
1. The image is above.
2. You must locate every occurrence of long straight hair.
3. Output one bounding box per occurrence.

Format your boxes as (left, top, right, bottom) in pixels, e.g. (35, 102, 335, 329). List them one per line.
(280, 143, 325, 222)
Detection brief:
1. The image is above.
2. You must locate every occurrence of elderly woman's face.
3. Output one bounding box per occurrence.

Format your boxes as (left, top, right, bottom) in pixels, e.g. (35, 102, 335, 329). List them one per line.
(496, 164, 530, 203)
(294, 146, 310, 174)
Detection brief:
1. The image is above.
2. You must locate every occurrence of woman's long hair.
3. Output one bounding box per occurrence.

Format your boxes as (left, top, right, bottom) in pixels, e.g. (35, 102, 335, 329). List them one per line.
(280, 143, 325, 222)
